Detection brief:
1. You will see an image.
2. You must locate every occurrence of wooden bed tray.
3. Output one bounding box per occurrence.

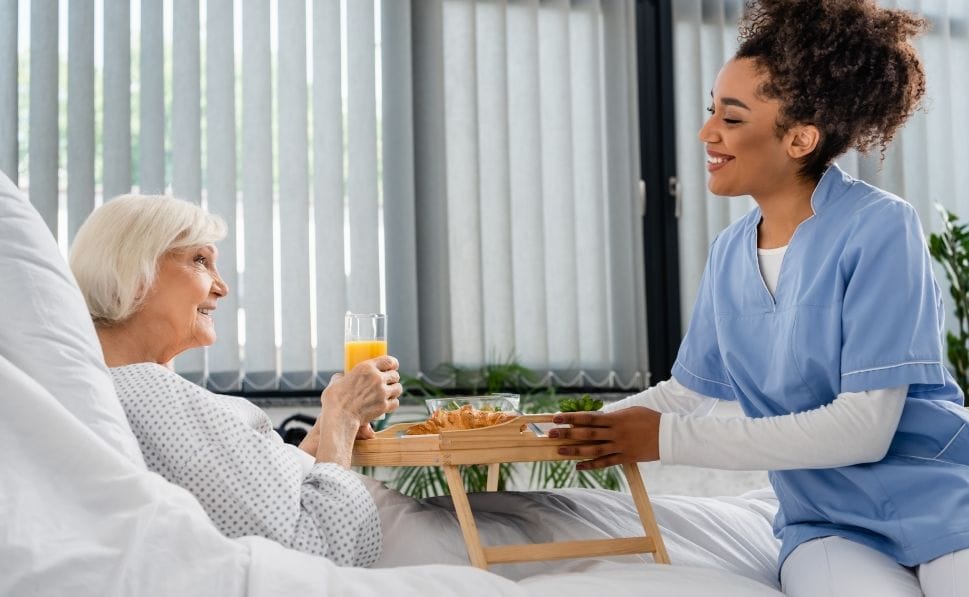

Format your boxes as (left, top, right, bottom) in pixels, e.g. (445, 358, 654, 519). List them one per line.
(352, 413, 671, 570)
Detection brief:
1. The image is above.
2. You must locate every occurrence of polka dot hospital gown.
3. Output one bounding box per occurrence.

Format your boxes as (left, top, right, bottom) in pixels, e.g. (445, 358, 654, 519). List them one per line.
(111, 362, 381, 567)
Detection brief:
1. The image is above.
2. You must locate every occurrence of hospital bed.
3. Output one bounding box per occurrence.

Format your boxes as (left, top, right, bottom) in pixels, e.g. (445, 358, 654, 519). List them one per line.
(0, 172, 784, 596)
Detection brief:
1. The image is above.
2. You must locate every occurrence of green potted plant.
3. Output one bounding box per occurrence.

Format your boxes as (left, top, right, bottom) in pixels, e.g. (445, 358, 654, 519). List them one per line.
(928, 205, 969, 406)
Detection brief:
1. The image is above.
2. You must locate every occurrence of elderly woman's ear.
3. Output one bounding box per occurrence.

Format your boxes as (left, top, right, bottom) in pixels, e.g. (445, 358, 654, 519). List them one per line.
(132, 282, 146, 306)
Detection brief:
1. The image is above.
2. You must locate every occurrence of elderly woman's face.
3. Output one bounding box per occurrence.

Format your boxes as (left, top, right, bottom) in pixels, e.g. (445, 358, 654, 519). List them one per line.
(137, 244, 228, 358)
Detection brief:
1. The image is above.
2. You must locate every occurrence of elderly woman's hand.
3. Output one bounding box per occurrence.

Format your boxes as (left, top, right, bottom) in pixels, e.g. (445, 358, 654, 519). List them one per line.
(308, 356, 403, 467)
(324, 355, 402, 424)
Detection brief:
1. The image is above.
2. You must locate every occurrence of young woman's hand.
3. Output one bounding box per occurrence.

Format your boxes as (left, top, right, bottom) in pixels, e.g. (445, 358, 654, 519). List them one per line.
(549, 407, 661, 470)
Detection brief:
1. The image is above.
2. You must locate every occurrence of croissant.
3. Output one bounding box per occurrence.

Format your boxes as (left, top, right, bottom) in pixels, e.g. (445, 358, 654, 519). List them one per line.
(405, 404, 515, 435)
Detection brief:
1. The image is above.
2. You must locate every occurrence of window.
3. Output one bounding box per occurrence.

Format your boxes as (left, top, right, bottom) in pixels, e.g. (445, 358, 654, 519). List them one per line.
(4, 0, 648, 393)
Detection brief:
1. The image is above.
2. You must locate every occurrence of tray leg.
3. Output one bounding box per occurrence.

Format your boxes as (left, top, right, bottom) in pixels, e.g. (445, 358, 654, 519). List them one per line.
(486, 463, 500, 491)
(443, 464, 489, 569)
(622, 462, 671, 564)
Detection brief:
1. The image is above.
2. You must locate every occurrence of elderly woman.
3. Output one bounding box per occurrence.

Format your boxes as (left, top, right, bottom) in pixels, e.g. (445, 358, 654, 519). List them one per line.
(69, 195, 402, 567)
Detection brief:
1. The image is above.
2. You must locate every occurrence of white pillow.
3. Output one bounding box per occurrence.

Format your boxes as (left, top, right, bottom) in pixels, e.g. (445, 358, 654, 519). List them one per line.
(0, 352, 252, 596)
(0, 172, 144, 466)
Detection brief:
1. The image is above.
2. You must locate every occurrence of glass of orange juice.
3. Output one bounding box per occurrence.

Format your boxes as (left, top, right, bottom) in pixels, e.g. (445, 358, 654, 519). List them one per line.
(345, 312, 389, 422)
(344, 312, 388, 372)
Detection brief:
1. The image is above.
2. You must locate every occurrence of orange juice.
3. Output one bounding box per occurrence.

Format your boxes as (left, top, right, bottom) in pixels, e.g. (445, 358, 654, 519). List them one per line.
(344, 339, 388, 372)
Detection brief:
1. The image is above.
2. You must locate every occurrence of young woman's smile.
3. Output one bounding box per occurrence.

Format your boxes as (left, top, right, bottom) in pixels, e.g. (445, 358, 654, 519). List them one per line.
(706, 149, 734, 172)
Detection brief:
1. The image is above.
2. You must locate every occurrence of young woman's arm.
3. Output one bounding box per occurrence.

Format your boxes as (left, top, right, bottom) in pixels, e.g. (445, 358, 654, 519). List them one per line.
(562, 377, 906, 471)
(659, 385, 907, 470)
(602, 377, 727, 416)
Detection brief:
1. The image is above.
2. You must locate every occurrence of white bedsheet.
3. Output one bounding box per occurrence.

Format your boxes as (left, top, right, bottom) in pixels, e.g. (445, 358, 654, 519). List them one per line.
(0, 354, 783, 596)
(369, 476, 781, 588)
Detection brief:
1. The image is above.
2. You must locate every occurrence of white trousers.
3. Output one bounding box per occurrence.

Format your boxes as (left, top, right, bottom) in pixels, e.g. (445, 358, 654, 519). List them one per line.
(781, 536, 969, 597)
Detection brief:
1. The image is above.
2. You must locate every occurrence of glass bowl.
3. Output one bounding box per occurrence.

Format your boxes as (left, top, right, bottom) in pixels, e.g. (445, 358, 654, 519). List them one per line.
(424, 394, 521, 416)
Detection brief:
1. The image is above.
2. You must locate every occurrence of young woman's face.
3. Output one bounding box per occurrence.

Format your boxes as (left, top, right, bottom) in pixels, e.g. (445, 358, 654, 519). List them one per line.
(698, 58, 798, 199)
(136, 244, 228, 360)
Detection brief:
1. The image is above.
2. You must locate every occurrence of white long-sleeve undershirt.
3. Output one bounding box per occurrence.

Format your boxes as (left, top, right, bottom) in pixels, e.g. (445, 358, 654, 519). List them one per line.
(603, 378, 906, 470)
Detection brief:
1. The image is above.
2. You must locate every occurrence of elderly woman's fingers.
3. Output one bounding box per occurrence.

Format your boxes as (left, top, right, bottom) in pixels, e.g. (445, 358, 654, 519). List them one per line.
(383, 382, 403, 411)
(382, 369, 401, 385)
(372, 355, 400, 371)
(356, 424, 376, 439)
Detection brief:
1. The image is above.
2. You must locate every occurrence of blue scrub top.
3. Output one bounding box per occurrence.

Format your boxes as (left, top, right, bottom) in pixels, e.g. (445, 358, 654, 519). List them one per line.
(672, 164, 969, 567)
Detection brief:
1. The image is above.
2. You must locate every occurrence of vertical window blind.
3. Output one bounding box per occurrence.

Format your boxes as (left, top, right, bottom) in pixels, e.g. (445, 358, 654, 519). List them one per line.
(672, 0, 969, 337)
(2, 0, 648, 393)
(410, 0, 647, 389)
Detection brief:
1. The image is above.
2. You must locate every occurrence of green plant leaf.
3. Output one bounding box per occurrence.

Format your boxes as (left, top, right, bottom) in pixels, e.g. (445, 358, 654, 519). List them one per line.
(929, 204, 969, 405)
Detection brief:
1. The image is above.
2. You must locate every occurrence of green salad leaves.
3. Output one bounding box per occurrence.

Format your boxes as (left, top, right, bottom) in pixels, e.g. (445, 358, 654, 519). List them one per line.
(557, 394, 604, 413)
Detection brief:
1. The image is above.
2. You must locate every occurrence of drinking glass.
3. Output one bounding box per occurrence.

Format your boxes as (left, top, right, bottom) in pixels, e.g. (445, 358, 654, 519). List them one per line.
(344, 312, 388, 373)
(345, 312, 388, 423)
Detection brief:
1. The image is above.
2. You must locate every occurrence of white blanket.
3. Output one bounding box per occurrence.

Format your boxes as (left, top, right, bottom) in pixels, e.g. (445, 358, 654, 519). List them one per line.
(370, 477, 781, 588)
(0, 354, 783, 596)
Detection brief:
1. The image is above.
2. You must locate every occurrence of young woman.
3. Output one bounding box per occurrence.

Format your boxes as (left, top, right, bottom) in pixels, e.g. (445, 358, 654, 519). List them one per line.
(554, 1, 969, 595)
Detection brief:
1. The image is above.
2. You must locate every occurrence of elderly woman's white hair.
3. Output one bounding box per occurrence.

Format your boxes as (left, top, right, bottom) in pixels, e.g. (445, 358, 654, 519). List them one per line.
(70, 195, 227, 325)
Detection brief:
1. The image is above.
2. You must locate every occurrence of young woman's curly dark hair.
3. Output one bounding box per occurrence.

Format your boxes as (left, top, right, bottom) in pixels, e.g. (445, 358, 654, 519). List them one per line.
(736, 0, 928, 181)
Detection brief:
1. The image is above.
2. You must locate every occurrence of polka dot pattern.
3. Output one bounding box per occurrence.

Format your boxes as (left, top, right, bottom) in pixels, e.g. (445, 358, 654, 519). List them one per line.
(111, 363, 381, 567)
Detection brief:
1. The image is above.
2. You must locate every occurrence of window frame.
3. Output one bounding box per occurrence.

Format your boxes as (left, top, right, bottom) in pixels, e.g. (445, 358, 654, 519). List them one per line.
(636, 0, 681, 385)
